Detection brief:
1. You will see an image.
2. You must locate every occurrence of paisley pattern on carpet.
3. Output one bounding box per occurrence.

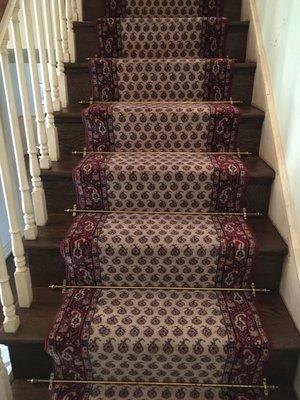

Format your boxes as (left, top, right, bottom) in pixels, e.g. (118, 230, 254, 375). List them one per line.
(82, 103, 241, 153)
(88, 58, 235, 102)
(104, 0, 224, 18)
(46, 289, 271, 384)
(72, 153, 249, 212)
(97, 17, 229, 59)
(60, 213, 258, 288)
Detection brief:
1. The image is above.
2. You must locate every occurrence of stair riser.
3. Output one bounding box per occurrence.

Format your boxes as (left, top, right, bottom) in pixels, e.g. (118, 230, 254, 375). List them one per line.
(41, 173, 273, 214)
(81, 0, 242, 21)
(7, 343, 298, 385)
(74, 22, 248, 63)
(55, 114, 264, 157)
(65, 64, 256, 105)
(26, 246, 285, 290)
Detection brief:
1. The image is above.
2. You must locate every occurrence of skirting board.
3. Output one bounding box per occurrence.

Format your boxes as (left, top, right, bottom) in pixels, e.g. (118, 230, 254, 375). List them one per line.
(241, 0, 300, 394)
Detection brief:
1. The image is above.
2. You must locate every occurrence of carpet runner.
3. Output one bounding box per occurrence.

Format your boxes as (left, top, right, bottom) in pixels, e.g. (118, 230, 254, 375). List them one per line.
(89, 58, 234, 102)
(45, 1, 272, 399)
(51, 384, 270, 400)
(82, 103, 241, 152)
(97, 17, 229, 59)
(104, 0, 224, 18)
(72, 153, 248, 212)
(46, 289, 271, 383)
(61, 213, 258, 288)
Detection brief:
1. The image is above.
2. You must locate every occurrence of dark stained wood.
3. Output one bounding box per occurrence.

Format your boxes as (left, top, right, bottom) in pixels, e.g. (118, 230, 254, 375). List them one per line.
(74, 21, 249, 63)
(10, 380, 299, 400)
(23, 214, 287, 290)
(81, 0, 243, 21)
(54, 105, 265, 157)
(64, 62, 256, 106)
(1, 289, 299, 383)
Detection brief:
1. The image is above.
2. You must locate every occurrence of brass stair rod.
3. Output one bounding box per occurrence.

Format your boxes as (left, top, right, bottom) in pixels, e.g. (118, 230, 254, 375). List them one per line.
(79, 98, 244, 105)
(65, 205, 263, 219)
(28, 375, 278, 395)
(72, 150, 252, 156)
(50, 283, 271, 294)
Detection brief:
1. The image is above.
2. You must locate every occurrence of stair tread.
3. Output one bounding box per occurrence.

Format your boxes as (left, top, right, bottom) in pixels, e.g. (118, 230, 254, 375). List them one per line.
(1, 288, 299, 353)
(54, 104, 265, 122)
(74, 20, 249, 27)
(10, 379, 299, 400)
(40, 155, 274, 181)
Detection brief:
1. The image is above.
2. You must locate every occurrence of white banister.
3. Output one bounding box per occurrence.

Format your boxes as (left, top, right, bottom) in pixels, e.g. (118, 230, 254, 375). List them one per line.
(21, 1, 52, 170)
(0, 114, 33, 308)
(0, 239, 20, 333)
(32, 0, 60, 162)
(41, 0, 61, 112)
(0, 34, 38, 241)
(51, 0, 68, 107)
(58, 0, 70, 62)
(10, 4, 48, 226)
(0, 347, 12, 400)
(72, 0, 79, 21)
(66, 0, 76, 62)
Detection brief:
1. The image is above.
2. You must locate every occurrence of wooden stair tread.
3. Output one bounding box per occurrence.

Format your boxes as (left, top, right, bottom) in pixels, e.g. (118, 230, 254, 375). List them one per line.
(54, 104, 265, 122)
(10, 379, 299, 400)
(1, 288, 299, 353)
(24, 213, 287, 256)
(39, 155, 275, 180)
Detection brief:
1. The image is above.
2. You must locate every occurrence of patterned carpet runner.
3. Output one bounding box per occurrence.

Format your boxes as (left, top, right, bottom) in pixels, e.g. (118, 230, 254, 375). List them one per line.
(46, 1, 272, 399)
(104, 0, 224, 18)
(89, 58, 234, 102)
(97, 17, 229, 59)
(72, 153, 248, 212)
(46, 289, 270, 383)
(61, 213, 258, 287)
(82, 103, 241, 152)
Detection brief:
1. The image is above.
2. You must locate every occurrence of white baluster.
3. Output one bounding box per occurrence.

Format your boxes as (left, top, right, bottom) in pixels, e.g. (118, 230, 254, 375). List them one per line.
(10, 5, 48, 227)
(21, 1, 53, 170)
(32, 0, 60, 162)
(0, 347, 13, 400)
(72, 0, 79, 21)
(66, 0, 76, 62)
(0, 239, 20, 333)
(41, 0, 61, 112)
(0, 34, 38, 241)
(58, 0, 70, 62)
(0, 115, 33, 308)
(51, 0, 68, 108)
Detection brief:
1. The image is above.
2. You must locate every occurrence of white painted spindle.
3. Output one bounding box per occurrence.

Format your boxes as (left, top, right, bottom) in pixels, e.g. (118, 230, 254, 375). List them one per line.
(10, 5, 48, 226)
(32, 0, 60, 162)
(0, 34, 38, 240)
(41, 0, 61, 112)
(0, 239, 20, 333)
(21, 1, 53, 170)
(51, 0, 68, 107)
(66, 0, 76, 62)
(0, 347, 12, 400)
(0, 115, 33, 308)
(58, 0, 70, 62)
(72, 0, 79, 21)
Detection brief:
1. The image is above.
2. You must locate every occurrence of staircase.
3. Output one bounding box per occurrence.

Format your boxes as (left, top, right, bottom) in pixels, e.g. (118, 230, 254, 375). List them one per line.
(0, 0, 299, 399)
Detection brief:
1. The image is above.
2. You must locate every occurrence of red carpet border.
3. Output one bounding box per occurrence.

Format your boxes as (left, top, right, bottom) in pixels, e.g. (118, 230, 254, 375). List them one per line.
(82, 103, 241, 153)
(72, 153, 249, 212)
(46, 289, 271, 384)
(97, 17, 229, 59)
(60, 213, 258, 288)
(104, 0, 224, 18)
(88, 58, 235, 102)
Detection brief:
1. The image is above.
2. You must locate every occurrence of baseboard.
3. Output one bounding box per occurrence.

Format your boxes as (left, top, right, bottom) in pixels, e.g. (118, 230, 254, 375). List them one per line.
(241, 0, 300, 394)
